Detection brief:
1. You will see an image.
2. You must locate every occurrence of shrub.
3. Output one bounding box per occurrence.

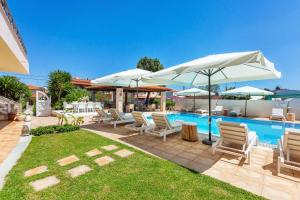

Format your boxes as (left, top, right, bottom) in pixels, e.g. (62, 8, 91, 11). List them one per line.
(64, 88, 90, 103)
(30, 124, 80, 136)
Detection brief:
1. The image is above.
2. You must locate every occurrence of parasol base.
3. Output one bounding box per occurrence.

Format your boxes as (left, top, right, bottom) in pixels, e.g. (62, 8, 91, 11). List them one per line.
(202, 138, 216, 146)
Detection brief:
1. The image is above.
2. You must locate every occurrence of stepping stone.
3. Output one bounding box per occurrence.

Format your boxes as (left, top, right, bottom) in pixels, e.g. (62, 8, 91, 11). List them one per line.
(29, 176, 60, 192)
(57, 155, 79, 166)
(94, 156, 115, 167)
(85, 148, 102, 157)
(24, 165, 48, 177)
(67, 165, 92, 178)
(101, 145, 118, 151)
(114, 149, 134, 158)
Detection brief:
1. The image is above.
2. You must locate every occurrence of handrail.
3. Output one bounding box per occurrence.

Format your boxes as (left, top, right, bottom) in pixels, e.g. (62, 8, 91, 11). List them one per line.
(0, 0, 27, 55)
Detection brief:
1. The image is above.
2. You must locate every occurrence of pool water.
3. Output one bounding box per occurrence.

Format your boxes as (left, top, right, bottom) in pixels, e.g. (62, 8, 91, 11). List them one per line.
(148, 113, 300, 145)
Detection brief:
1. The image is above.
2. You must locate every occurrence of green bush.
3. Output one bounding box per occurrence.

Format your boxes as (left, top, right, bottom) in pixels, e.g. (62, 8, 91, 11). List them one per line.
(30, 124, 80, 136)
(32, 103, 36, 116)
(64, 88, 90, 103)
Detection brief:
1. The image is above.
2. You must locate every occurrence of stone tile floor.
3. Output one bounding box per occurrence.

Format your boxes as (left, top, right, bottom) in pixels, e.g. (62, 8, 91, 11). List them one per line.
(0, 121, 23, 164)
(82, 123, 300, 200)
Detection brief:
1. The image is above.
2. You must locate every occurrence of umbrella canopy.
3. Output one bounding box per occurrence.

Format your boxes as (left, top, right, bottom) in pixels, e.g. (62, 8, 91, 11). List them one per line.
(174, 88, 215, 96)
(143, 51, 281, 145)
(175, 88, 215, 112)
(91, 68, 153, 87)
(220, 86, 273, 96)
(143, 51, 281, 86)
(221, 86, 274, 117)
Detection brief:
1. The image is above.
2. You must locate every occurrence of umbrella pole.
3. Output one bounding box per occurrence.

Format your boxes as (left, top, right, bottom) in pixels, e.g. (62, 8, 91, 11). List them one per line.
(244, 99, 247, 117)
(136, 80, 139, 111)
(194, 93, 195, 112)
(202, 71, 214, 145)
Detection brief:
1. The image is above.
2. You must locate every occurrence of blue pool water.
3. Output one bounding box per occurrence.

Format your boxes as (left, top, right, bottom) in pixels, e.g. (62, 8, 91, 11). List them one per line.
(149, 113, 300, 145)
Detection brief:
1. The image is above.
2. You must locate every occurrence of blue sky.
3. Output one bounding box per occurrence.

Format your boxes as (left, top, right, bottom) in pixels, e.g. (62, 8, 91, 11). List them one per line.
(4, 0, 300, 90)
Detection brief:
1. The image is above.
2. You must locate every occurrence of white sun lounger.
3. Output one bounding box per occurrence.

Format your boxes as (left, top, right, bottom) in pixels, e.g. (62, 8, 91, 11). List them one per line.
(91, 108, 111, 123)
(125, 111, 151, 134)
(146, 113, 182, 142)
(104, 108, 134, 128)
(278, 128, 300, 174)
(212, 106, 223, 115)
(213, 121, 258, 164)
(270, 108, 286, 121)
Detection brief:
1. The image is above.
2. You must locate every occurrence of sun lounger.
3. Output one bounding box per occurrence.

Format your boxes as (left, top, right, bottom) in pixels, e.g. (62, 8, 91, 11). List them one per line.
(104, 108, 134, 128)
(91, 108, 111, 123)
(278, 128, 300, 174)
(229, 106, 241, 117)
(212, 121, 258, 164)
(212, 106, 223, 115)
(146, 113, 182, 142)
(125, 111, 151, 134)
(196, 106, 208, 114)
(270, 108, 286, 121)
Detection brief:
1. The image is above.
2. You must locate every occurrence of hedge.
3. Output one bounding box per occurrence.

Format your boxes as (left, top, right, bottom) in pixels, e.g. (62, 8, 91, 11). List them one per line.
(30, 124, 80, 136)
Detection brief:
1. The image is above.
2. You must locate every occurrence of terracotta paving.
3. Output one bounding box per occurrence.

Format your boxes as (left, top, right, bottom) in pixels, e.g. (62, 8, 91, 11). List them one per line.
(101, 145, 118, 151)
(0, 121, 24, 164)
(29, 175, 60, 191)
(114, 149, 134, 158)
(83, 123, 300, 200)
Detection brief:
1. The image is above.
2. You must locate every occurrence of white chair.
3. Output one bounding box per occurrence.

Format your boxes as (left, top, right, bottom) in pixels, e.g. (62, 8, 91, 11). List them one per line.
(87, 102, 94, 112)
(104, 108, 134, 128)
(212, 106, 223, 115)
(213, 121, 258, 164)
(78, 103, 86, 113)
(146, 113, 182, 142)
(125, 111, 151, 134)
(270, 108, 286, 121)
(278, 128, 300, 174)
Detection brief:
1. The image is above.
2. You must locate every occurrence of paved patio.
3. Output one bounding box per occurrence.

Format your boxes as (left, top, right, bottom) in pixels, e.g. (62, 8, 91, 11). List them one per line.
(0, 121, 23, 164)
(82, 122, 300, 200)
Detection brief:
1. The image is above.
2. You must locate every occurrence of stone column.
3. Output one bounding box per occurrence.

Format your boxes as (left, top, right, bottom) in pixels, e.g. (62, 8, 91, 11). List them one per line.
(116, 88, 124, 113)
(160, 92, 166, 112)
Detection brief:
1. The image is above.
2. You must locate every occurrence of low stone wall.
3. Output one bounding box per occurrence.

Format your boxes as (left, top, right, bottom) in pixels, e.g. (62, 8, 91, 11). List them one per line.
(174, 98, 300, 120)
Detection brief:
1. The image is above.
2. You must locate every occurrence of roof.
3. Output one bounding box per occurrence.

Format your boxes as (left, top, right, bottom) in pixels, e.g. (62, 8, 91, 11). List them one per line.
(87, 85, 173, 92)
(27, 84, 41, 90)
(71, 78, 92, 86)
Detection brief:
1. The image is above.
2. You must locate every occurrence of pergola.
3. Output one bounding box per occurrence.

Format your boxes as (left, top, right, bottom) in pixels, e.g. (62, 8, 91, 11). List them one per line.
(86, 85, 173, 112)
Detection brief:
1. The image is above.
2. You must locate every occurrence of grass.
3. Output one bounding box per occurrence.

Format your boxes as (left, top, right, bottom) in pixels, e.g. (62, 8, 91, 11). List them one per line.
(0, 130, 263, 200)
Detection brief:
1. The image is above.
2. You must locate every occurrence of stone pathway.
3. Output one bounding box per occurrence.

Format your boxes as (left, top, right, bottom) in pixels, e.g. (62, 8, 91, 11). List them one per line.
(67, 165, 92, 178)
(29, 176, 60, 192)
(85, 148, 102, 157)
(114, 149, 134, 158)
(101, 145, 118, 151)
(25, 145, 134, 192)
(24, 165, 48, 177)
(95, 156, 115, 166)
(57, 155, 80, 166)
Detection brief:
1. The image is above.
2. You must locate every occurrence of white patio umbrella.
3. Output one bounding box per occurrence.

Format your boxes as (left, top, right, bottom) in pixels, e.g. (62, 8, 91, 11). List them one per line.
(174, 88, 215, 111)
(143, 51, 281, 145)
(91, 68, 154, 110)
(220, 86, 274, 117)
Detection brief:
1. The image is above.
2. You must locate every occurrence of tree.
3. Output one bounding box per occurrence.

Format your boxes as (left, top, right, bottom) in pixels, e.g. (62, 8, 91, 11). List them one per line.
(0, 76, 31, 101)
(275, 85, 281, 90)
(137, 57, 164, 72)
(64, 88, 90, 103)
(201, 84, 220, 95)
(48, 70, 73, 106)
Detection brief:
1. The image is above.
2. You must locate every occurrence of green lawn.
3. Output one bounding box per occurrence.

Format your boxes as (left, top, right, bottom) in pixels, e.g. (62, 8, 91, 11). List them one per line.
(0, 130, 263, 200)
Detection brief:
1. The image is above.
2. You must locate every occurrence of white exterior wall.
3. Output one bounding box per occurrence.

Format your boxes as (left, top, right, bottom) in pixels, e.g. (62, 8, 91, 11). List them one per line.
(174, 99, 299, 119)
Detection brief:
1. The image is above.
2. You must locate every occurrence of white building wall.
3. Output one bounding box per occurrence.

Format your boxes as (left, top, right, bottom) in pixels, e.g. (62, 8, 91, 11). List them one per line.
(174, 99, 299, 119)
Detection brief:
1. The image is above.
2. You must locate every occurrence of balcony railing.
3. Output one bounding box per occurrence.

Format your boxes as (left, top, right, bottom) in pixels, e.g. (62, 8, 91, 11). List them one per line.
(0, 0, 27, 55)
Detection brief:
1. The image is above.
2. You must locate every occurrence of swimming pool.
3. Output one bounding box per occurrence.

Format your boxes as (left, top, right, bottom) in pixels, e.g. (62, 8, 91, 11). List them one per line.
(150, 113, 300, 145)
